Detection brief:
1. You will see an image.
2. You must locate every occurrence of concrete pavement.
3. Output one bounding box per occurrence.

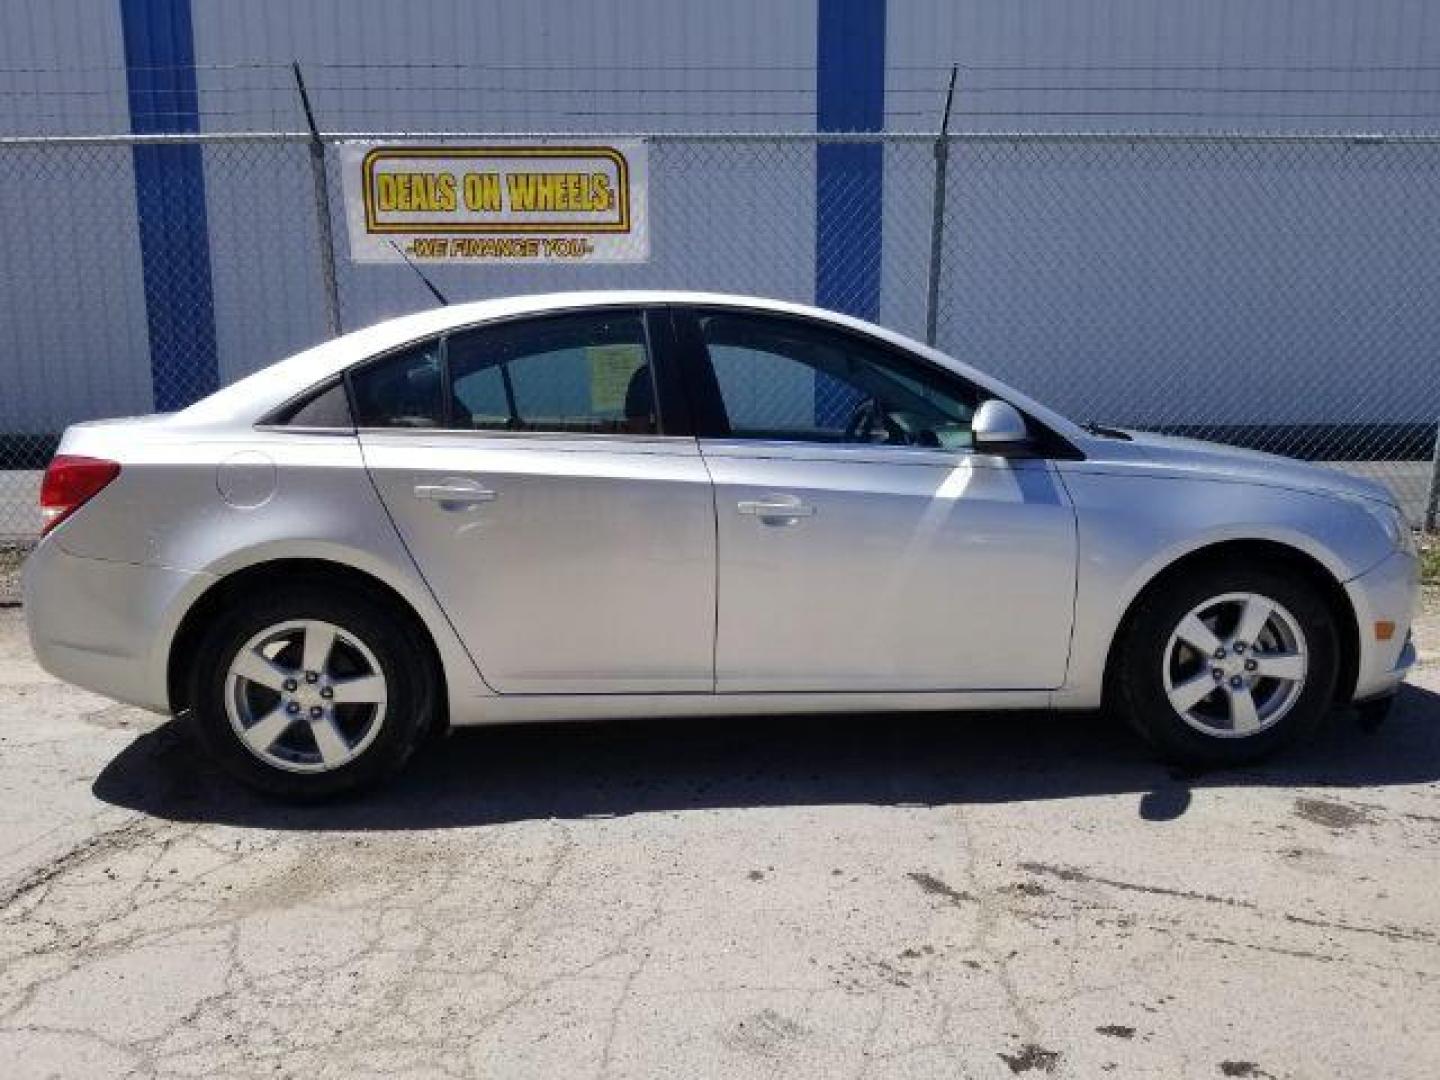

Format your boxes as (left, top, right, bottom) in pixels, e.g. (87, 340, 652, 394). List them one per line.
(0, 607, 1437, 1079)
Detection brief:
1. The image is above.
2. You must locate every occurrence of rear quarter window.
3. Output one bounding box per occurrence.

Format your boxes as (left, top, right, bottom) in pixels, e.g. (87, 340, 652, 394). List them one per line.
(267, 381, 354, 429)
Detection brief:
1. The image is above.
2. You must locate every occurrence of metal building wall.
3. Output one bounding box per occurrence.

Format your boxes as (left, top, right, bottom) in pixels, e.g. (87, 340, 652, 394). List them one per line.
(883, 0, 1440, 427)
(186, 0, 822, 384)
(3, 0, 1440, 434)
(190, 0, 818, 133)
(0, 1, 152, 432)
(888, 0, 1440, 134)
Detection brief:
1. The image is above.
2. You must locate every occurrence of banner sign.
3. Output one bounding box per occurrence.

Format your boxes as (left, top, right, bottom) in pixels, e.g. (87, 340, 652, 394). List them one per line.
(340, 141, 649, 264)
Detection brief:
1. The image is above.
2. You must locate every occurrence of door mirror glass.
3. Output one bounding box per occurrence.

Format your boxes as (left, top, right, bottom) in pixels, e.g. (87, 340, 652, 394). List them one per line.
(972, 399, 1031, 451)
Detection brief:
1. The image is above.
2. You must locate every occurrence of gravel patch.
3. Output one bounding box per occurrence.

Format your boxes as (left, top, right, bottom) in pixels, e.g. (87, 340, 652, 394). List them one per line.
(0, 546, 25, 607)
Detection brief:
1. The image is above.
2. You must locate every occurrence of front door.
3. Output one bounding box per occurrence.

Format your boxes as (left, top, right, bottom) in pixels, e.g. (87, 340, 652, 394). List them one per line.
(675, 306, 1077, 693)
(356, 308, 715, 694)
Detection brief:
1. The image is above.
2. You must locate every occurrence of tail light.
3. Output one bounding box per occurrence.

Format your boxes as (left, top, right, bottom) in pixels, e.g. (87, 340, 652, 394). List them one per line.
(40, 455, 121, 536)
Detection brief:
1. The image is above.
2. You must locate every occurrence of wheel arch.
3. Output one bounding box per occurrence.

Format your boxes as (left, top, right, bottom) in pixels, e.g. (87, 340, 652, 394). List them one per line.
(1101, 538, 1360, 708)
(166, 557, 450, 735)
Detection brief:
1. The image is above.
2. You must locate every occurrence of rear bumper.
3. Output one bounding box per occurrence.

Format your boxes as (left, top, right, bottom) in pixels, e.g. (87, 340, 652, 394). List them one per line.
(23, 539, 212, 713)
(1344, 548, 1419, 702)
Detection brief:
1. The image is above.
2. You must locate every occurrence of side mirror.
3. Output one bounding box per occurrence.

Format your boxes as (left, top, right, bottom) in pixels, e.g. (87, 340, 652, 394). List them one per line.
(971, 399, 1032, 453)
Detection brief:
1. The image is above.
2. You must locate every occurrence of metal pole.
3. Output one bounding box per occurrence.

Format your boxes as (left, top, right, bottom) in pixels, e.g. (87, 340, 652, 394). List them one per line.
(293, 61, 342, 338)
(1425, 418, 1440, 531)
(924, 66, 958, 347)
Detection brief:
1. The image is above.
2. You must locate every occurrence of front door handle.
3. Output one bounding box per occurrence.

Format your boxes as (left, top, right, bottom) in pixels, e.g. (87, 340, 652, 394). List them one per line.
(737, 496, 816, 523)
(414, 481, 497, 506)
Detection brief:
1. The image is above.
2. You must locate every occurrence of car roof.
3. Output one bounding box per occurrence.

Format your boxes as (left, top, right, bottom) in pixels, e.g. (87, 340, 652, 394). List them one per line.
(173, 290, 1084, 440)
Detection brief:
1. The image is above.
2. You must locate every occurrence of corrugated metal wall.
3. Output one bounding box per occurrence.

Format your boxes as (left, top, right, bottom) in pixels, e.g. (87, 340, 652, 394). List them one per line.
(883, 1, 1440, 428)
(189, 0, 822, 387)
(0, 2, 151, 432)
(3, 1, 1440, 433)
(191, 0, 818, 133)
(888, 0, 1440, 133)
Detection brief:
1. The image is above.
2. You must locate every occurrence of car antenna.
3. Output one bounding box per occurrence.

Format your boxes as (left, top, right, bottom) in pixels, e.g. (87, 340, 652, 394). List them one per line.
(388, 239, 450, 306)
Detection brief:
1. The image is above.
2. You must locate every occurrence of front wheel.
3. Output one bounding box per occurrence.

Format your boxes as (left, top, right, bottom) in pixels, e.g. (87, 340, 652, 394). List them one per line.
(189, 583, 436, 799)
(1112, 565, 1340, 766)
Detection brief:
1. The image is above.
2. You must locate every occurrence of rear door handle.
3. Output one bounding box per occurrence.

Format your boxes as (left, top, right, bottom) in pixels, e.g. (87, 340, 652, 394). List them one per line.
(414, 481, 497, 506)
(737, 497, 816, 522)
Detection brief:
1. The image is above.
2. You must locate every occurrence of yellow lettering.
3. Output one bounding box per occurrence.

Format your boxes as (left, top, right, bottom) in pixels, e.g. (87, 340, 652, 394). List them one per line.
(506, 171, 617, 213)
(463, 172, 502, 211)
(506, 173, 537, 211)
(376, 173, 398, 211)
(591, 173, 612, 212)
(380, 163, 619, 219)
(376, 172, 457, 213)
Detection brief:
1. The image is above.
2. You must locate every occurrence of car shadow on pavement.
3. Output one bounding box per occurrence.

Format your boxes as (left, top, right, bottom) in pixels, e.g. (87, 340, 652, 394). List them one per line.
(93, 682, 1440, 831)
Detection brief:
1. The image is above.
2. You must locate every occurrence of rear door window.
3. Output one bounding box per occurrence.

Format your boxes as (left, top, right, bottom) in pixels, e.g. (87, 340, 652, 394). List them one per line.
(446, 311, 657, 435)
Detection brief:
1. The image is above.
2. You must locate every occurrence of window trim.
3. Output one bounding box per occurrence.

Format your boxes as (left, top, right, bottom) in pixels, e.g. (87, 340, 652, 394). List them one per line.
(338, 305, 686, 439)
(669, 305, 1082, 460)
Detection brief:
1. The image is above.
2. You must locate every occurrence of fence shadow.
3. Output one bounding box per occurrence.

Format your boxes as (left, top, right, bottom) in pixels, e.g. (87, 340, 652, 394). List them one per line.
(93, 683, 1440, 832)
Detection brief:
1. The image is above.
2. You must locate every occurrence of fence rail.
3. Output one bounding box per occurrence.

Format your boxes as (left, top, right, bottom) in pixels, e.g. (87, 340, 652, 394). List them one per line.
(2, 127, 1439, 542)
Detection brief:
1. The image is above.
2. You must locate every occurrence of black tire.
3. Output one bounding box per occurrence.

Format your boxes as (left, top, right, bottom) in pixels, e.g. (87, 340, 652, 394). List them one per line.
(1112, 563, 1340, 767)
(188, 580, 436, 799)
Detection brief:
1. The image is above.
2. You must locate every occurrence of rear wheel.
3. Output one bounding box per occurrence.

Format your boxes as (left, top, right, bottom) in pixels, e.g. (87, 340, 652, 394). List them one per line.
(1113, 565, 1339, 766)
(189, 583, 435, 798)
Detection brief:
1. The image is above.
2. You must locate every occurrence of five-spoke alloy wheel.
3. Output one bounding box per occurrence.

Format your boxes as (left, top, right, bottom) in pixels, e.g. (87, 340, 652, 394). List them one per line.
(1114, 563, 1339, 766)
(1162, 592, 1308, 739)
(226, 619, 389, 773)
(191, 581, 435, 798)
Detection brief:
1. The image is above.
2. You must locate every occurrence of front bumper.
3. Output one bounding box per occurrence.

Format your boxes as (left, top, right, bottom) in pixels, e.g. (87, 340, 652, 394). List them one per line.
(23, 540, 213, 713)
(1344, 548, 1419, 702)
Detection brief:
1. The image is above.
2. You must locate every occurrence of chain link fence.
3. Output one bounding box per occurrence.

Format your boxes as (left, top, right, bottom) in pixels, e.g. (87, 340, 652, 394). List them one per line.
(2, 128, 1439, 543)
(933, 133, 1440, 521)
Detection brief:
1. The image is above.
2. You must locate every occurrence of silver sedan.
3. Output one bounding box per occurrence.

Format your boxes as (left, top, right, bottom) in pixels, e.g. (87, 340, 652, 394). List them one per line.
(24, 292, 1419, 798)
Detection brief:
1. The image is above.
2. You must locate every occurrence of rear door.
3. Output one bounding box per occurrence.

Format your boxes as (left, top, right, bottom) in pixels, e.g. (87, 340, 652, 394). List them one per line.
(674, 306, 1078, 693)
(356, 308, 716, 694)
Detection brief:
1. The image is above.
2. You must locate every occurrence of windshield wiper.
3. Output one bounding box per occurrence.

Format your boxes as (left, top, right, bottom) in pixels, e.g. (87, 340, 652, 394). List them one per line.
(1081, 422, 1132, 441)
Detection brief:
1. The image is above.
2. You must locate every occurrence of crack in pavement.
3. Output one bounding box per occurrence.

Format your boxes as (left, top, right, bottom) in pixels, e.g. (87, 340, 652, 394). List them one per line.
(0, 818, 157, 913)
(1019, 860, 1439, 948)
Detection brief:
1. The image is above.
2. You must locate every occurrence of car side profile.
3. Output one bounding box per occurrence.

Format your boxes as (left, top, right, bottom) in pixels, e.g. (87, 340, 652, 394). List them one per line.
(24, 291, 1418, 798)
